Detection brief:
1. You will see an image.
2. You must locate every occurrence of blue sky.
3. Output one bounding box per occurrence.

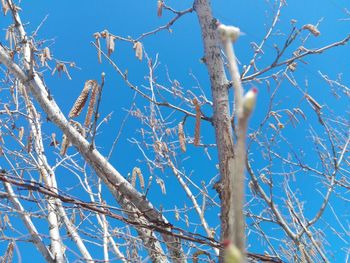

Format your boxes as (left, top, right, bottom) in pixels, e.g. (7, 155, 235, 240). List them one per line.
(1, 0, 350, 262)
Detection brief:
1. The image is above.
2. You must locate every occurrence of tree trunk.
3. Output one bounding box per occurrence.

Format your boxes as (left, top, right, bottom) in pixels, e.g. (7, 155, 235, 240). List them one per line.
(194, 0, 240, 257)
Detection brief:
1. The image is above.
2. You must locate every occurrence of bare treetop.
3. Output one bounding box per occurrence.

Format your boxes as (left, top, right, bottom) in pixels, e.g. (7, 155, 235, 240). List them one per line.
(0, 0, 349, 262)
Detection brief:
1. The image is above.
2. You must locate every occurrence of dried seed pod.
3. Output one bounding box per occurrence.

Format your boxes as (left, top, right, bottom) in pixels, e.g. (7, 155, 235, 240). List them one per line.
(288, 62, 297, 72)
(39, 53, 46, 67)
(100, 29, 108, 38)
(44, 47, 52, 60)
(156, 177, 166, 194)
(178, 122, 186, 152)
(39, 47, 52, 67)
(93, 32, 102, 63)
(165, 128, 172, 136)
(50, 133, 59, 147)
(1, 0, 9, 15)
(107, 35, 116, 57)
(52, 62, 63, 76)
(27, 132, 33, 153)
(60, 134, 69, 156)
(133, 41, 143, 61)
(294, 108, 306, 120)
(104, 30, 111, 55)
(302, 24, 320, 37)
(3, 214, 10, 227)
(18, 126, 24, 141)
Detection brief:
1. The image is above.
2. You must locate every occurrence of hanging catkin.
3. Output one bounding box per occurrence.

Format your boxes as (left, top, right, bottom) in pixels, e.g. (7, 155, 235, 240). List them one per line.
(69, 80, 96, 118)
(193, 98, 201, 146)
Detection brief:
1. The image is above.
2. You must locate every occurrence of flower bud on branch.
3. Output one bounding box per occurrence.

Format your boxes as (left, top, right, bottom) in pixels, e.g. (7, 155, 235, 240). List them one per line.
(242, 87, 258, 119)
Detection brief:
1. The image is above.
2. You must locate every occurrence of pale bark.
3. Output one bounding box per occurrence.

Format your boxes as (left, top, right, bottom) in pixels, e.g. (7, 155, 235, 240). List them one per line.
(6, 0, 65, 259)
(195, 0, 247, 261)
(0, 30, 183, 263)
(3, 178, 55, 263)
(194, 0, 234, 246)
(1, 1, 184, 259)
(85, 177, 127, 262)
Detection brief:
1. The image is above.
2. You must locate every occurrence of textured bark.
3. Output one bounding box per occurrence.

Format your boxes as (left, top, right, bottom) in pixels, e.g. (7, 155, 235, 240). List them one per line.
(194, 0, 236, 253)
(6, 1, 65, 260)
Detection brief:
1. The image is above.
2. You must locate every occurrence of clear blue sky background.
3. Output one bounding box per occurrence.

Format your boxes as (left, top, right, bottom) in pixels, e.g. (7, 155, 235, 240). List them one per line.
(1, 0, 349, 262)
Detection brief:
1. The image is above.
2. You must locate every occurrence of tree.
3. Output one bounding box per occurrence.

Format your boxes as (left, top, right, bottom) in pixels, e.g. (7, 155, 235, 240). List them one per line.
(0, 0, 349, 262)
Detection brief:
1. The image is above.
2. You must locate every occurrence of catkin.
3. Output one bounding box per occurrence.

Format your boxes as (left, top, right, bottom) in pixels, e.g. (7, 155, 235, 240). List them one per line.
(131, 167, 144, 190)
(84, 81, 99, 127)
(69, 80, 94, 118)
(60, 134, 69, 156)
(157, 0, 163, 17)
(18, 126, 24, 141)
(93, 32, 102, 63)
(133, 41, 143, 61)
(178, 122, 186, 152)
(193, 98, 201, 146)
(302, 24, 320, 37)
(108, 35, 116, 57)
